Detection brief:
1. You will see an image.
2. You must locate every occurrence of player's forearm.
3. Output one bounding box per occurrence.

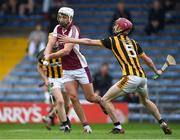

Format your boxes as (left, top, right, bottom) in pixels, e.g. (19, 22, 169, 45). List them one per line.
(48, 52, 60, 59)
(37, 65, 48, 82)
(145, 58, 158, 73)
(44, 37, 56, 56)
(48, 49, 69, 59)
(68, 38, 94, 46)
(44, 43, 52, 56)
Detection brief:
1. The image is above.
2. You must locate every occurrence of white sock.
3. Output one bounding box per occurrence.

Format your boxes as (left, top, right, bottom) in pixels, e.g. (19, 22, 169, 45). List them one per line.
(65, 124, 69, 128)
(115, 125, 122, 130)
(160, 122, 167, 127)
(84, 125, 90, 129)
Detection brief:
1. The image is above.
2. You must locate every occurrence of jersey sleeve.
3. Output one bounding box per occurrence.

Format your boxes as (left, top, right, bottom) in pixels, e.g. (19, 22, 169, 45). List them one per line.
(136, 42, 144, 56)
(68, 25, 80, 39)
(52, 25, 59, 37)
(100, 37, 112, 50)
(131, 39, 144, 56)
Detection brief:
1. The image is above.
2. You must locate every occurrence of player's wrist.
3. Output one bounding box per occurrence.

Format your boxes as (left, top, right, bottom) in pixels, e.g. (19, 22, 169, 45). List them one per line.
(152, 67, 157, 74)
(44, 55, 49, 60)
(155, 70, 159, 75)
(69, 37, 75, 43)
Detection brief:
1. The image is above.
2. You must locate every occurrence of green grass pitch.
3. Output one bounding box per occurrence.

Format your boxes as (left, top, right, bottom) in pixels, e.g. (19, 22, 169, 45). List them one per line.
(0, 123, 179, 139)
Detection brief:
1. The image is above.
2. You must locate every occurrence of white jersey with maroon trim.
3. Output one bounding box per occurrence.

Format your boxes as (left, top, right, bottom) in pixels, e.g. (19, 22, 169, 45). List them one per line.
(52, 23, 88, 70)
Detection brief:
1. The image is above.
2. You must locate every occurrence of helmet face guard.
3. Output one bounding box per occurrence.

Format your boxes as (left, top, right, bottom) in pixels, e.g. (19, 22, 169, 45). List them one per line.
(57, 13, 71, 27)
(113, 18, 133, 35)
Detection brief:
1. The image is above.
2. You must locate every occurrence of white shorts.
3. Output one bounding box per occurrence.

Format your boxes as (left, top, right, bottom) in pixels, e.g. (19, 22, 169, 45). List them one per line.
(63, 67, 92, 84)
(48, 77, 65, 92)
(116, 76, 148, 94)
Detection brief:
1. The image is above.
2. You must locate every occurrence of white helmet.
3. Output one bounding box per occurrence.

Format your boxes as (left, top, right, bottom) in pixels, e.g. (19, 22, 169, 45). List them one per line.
(58, 7, 74, 18)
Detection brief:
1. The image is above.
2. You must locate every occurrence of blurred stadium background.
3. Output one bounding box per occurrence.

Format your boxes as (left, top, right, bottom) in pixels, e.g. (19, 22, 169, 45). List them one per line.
(0, 0, 179, 128)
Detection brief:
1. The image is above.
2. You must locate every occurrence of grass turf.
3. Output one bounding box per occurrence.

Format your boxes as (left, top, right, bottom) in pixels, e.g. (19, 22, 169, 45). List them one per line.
(0, 123, 179, 139)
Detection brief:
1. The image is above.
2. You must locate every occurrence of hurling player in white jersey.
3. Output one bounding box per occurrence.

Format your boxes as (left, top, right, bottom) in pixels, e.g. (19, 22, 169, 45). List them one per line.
(44, 7, 106, 133)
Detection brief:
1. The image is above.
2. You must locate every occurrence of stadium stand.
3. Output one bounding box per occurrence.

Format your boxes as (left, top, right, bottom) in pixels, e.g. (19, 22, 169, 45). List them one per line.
(0, 0, 179, 122)
(0, 37, 28, 80)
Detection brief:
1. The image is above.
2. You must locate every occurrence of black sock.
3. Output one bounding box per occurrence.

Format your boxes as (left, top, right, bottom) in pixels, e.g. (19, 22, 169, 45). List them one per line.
(62, 121, 68, 126)
(49, 115, 54, 119)
(158, 119, 165, 124)
(67, 117, 70, 122)
(82, 122, 89, 127)
(114, 122, 121, 126)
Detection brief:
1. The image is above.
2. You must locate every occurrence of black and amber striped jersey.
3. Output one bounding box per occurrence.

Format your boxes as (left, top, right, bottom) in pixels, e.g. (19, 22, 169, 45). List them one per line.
(100, 35, 146, 78)
(38, 58, 63, 78)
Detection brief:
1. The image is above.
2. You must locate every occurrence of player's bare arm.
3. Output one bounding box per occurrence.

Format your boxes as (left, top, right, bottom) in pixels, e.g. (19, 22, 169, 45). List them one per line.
(59, 35, 102, 47)
(37, 63, 49, 86)
(46, 43, 74, 60)
(44, 35, 57, 59)
(139, 53, 162, 75)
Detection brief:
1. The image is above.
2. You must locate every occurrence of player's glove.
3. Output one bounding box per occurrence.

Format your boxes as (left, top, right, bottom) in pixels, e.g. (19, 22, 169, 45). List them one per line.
(152, 70, 162, 80)
(152, 74, 160, 80)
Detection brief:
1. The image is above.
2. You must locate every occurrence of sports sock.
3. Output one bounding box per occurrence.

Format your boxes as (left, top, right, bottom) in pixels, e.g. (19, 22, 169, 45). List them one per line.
(114, 122, 122, 129)
(82, 122, 89, 127)
(158, 119, 165, 124)
(62, 121, 69, 128)
(49, 114, 55, 119)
